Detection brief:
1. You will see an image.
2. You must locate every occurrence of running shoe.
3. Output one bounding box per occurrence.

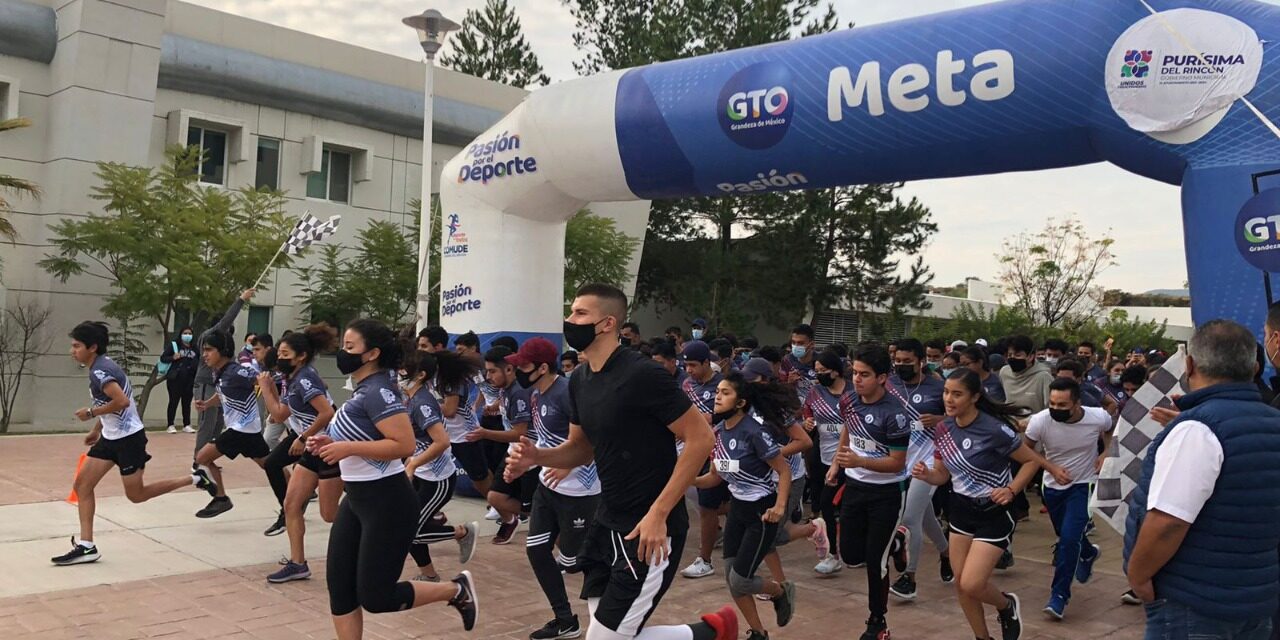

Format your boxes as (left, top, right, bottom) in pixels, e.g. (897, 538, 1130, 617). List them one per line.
(166, 425, 178, 434)
(484, 506, 501, 521)
(458, 521, 478, 564)
(449, 570, 479, 631)
(859, 616, 890, 640)
(412, 574, 441, 583)
(754, 593, 772, 602)
(267, 561, 310, 583)
(434, 511, 449, 525)
(182, 425, 196, 433)
(51, 537, 99, 566)
(1120, 589, 1143, 605)
(529, 615, 581, 640)
(1075, 543, 1101, 584)
(681, 557, 715, 579)
(940, 554, 955, 584)
(890, 525, 910, 573)
(808, 517, 829, 558)
(191, 466, 218, 497)
(493, 517, 520, 545)
(889, 574, 917, 601)
(746, 631, 769, 640)
(700, 605, 738, 640)
(1043, 593, 1067, 620)
(996, 548, 1015, 570)
(264, 511, 287, 537)
(773, 580, 795, 627)
(997, 592, 1022, 640)
(195, 496, 232, 518)
(814, 555, 843, 575)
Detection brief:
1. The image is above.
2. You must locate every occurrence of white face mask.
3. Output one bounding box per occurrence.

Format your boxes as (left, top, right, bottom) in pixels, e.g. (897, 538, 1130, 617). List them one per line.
(1110, 374, 1122, 385)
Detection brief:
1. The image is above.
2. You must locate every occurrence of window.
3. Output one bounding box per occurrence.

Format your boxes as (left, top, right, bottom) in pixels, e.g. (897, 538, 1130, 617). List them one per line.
(171, 302, 210, 335)
(0, 77, 18, 120)
(255, 138, 281, 191)
(306, 148, 351, 203)
(248, 306, 272, 336)
(187, 126, 228, 185)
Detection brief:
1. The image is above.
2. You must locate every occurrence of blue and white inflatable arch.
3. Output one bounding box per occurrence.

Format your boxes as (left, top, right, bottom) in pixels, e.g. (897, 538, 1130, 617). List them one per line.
(439, 0, 1280, 344)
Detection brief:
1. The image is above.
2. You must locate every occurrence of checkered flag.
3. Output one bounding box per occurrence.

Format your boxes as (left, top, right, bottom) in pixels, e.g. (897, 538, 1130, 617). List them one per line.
(283, 213, 341, 256)
(1093, 346, 1188, 534)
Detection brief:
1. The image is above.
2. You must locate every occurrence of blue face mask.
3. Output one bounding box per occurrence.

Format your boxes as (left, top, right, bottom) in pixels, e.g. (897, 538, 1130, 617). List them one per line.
(691, 329, 704, 340)
(791, 345, 807, 359)
(180, 334, 192, 344)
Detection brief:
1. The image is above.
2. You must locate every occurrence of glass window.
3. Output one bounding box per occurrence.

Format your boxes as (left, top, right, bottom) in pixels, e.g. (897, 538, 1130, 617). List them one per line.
(255, 138, 280, 190)
(247, 306, 271, 336)
(305, 148, 352, 203)
(186, 126, 227, 185)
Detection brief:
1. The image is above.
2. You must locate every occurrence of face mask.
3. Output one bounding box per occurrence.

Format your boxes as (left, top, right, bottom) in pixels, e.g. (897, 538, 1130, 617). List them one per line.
(925, 361, 940, 373)
(894, 364, 917, 381)
(712, 408, 740, 424)
(335, 349, 367, 375)
(941, 368, 956, 379)
(1049, 408, 1073, 422)
(691, 329, 704, 340)
(515, 367, 542, 389)
(1045, 357, 1059, 367)
(791, 345, 808, 359)
(181, 334, 193, 344)
(276, 358, 296, 376)
(1110, 374, 1122, 385)
(564, 319, 604, 351)
(1008, 358, 1028, 373)
(816, 372, 836, 387)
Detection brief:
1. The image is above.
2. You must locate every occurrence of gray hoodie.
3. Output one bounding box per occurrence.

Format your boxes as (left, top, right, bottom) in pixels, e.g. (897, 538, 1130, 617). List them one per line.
(193, 298, 246, 386)
(998, 360, 1053, 414)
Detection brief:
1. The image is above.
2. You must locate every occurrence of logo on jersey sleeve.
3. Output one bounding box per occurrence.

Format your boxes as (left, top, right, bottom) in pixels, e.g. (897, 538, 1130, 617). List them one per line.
(518, 400, 527, 412)
(380, 388, 397, 404)
(420, 405, 438, 422)
(93, 370, 108, 381)
(761, 431, 775, 446)
(300, 378, 313, 390)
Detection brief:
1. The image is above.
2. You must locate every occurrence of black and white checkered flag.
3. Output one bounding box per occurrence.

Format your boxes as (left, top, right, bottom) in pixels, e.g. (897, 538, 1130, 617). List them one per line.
(1093, 346, 1188, 534)
(283, 213, 341, 256)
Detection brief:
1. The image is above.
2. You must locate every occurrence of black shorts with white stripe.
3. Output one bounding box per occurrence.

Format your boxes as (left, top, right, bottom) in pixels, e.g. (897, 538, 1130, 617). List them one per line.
(579, 522, 687, 636)
(527, 484, 599, 572)
(947, 493, 1015, 550)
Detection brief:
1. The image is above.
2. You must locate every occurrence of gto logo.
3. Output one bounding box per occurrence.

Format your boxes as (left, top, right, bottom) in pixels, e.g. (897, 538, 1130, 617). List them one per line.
(718, 62, 795, 150)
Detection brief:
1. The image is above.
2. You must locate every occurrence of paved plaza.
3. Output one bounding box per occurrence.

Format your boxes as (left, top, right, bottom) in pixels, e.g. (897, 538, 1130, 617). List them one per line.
(0, 433, 1146, 639)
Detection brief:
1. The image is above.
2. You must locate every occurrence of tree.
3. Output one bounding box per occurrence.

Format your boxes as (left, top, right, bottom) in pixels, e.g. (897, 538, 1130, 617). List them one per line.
(564, 209, 640, 303)
(997, 216, 1116, 328)
(295, 218, 419, 328)
(0, 117, 41, 271)
(440, 0, 550, 88)
(0, 298, 53, 432)
(39, 145, 294, 416)
(914, 303, 1176, 357)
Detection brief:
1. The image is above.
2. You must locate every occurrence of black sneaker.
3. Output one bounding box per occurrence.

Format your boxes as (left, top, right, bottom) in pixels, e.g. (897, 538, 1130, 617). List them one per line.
(940, 555, 955, 584)
(264, 511, 287, 537)
(449, 570, 479, 631)
(192, 466, 218, 497)
(772, 580, 795, 627)
(889, 573, 917, 600)
(493, 517, 519, 545)
(890, 526, 909, 573)
(529, 615, 581, 640)
(746, 631, 769, 640)
(997, 592, 1022, 640)
(996, 549, 1015, 570)
(196, 496, 233, 518)
(859, 616, 889, 640)
(51, 537, 100, 566)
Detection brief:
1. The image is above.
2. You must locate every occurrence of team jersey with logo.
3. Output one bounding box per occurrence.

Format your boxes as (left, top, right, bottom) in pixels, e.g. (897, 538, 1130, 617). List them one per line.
(712, 414, 781, 501)
(330, 372, 410, 482)
(439, 378, 480, 443)
(839, 391, 912, 485)
(934, 411, 1021, 502)
(88, 355, 144, 440)
(285, 364, 332, 435)
(981, 373, 1006, 403)
(781, 353, 818, 402)
(682, 372, 723, 416)
(500, 383, 531, 431)
(476, 371, 501, 409)
(889, 375, 946, 471)
(805, 382, 850, 465)
(409, 384, 456, 482)
(782, 414, 806, 481)
(215, 361, 263, 434)
(532, 377, 600, 497)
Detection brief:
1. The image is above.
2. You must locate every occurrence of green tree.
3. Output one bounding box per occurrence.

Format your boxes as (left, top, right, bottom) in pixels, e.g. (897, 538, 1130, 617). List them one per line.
(564, 209, 640, 303)
(39, 145, 294, 415)
(294, 219, 419, 328)
(998, 216, 1116, 328)
(440, 0, 550, 88)
(0, 117, 42, 271)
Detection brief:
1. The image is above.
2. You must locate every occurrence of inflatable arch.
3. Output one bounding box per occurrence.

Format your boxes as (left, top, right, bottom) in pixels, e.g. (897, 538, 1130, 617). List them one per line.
(439, 0, 1280, 346)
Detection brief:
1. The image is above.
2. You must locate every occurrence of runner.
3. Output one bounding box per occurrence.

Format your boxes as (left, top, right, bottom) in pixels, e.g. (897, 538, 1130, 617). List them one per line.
(911, 369, 1070, 640)
(651, 342, 688, 385)
(505, 283, 738, 640)
(192, 329, 272, 517)
(52, 321, 217, 566)
(437, 348, 492, 499)
(257, 325, 344, 583)
(805, 350, 850, 575)
(780, 324, 818, 403)
(826, 344, 911, 640)
(678, 340, 727, 580)
(310, 319, 477, 638)
(887, 338, 953, 600)
(1023, 377, 1111, 620)
(192, 290, 254, 472)
(960, 346, 1005, 403)
(401, 349, 479, 582)
(473, 345, 536, 544)
(693, 372, 798, 640)
(507, 337, 602, 640)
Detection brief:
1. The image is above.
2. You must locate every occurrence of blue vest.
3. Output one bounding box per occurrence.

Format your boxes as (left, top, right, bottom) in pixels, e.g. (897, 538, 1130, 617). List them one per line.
(1122, 383, 1280, 620)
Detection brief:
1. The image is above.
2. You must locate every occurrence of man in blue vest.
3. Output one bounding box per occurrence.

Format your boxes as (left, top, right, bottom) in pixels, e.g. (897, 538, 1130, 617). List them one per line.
(1124, 319, 1280, 639)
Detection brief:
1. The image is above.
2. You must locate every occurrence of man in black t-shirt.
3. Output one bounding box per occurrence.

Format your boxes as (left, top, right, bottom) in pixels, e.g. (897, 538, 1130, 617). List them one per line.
(506, 284, 739, 640)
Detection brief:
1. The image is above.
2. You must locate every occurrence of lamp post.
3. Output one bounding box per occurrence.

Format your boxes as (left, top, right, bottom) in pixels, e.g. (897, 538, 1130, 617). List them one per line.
(403, 9, 460, 332)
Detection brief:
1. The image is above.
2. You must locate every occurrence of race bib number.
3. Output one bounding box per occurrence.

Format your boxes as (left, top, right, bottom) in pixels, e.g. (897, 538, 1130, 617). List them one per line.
(850, 436, 875, 455)
(820, 423, 841, 435)
(713, 458, 740, 474)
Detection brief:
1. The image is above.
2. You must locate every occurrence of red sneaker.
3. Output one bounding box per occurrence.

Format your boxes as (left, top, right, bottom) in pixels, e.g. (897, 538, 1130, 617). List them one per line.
(701, 604, 738, 640)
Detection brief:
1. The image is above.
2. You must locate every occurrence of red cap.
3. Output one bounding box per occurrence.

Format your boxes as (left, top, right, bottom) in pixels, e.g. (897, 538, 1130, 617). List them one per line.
(505, 337, 559, 369)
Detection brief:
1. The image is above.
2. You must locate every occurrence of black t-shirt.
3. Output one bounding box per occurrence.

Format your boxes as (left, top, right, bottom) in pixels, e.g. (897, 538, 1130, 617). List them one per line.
(569, 346, 693, 533)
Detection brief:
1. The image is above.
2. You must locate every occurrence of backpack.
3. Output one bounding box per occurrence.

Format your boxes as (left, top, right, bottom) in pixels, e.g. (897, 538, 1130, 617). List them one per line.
(155, 341, 179, 378)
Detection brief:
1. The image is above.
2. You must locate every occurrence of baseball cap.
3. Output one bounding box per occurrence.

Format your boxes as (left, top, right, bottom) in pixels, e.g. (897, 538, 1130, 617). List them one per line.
(950, 340, 969, 351)
(975, 338, 989, 347)
(505, 337, 558, 369)
(692, 318, 707, 329)
(681, 340, 712, 363)
(742, 358, 776, 383)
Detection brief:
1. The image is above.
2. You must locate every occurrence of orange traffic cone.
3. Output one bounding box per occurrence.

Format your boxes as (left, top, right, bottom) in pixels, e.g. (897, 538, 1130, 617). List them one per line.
(66, 453, 87, 505)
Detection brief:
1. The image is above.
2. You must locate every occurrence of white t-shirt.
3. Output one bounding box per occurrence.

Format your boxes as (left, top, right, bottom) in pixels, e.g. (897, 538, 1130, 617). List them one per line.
(1025, 406, 1113, 490)
(1147, 419, 1223, 524)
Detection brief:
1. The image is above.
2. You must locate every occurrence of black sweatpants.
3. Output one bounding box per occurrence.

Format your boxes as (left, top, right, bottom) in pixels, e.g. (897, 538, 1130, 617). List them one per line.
(838, 479, 905, 620)
(166, 375, 194, 426)
(528, 484, 600, 621)
(409, 474, 457, 568)
(815, 462, 843, 558)
(327, 474, 419, 616)
(722, 494, 780, 596)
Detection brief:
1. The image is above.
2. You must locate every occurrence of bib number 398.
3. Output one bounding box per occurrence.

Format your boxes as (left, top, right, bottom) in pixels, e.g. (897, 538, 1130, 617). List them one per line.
(714, 458, 740, 474)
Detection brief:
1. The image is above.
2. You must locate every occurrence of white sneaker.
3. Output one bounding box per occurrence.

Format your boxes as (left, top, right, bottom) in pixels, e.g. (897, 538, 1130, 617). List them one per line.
(484, 507, 501, 522)
(814, 555, 844, 575)
(166, 425, 178, 434)
(182, 425, 196, 433)
(681, 557, 715, 579)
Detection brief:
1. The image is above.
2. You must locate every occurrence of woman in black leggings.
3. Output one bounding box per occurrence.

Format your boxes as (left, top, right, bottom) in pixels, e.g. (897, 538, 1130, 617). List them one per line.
(308, 319, 478, 638)
(162, 327, 198, 432)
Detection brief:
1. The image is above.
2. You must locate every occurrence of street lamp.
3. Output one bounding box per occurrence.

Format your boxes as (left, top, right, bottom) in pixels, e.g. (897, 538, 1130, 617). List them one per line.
(403, 9, 460, 332)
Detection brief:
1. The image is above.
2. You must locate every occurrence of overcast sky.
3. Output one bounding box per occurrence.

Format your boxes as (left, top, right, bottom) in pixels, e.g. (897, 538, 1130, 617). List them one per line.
(185, 0, 1271, 293)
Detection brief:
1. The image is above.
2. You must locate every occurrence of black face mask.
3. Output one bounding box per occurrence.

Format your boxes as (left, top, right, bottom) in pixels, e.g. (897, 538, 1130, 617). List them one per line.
(894, 364, 918, 381)
(564, 319, 603, 351)
(1049, 407, 1073, 422)
(335, 349, 367, 375)
(515, 367, 542, 389)
(816, 372, 836, 387)
(276, 358, 296, 376)
(1008, 357, 1028, 373)
(712, 409, 738, 424)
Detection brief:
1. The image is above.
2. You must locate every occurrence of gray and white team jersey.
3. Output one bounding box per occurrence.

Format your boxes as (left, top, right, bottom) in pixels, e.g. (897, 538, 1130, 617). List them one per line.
(889, 375, 946, 471)
(88, 355, 144, 440)
(215, 361, 263, 434)
(712, 414, 781, 502)
(409, 385, 456, 482)
(285, 364, 333, 435)
(500, 383, 531, 431)
(935, 411, 1021, 501)
(440, 378, 481, 443)
(805, 383, 848, 465)
(532, 376, 600, 497)
(330, 372, 410, 482)
(840, 391, 913, 485)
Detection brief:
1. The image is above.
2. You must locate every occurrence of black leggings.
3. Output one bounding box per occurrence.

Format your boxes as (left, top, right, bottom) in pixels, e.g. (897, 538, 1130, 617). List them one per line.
(165, 376, 193, 426)
(814, 461, 843, 558)
(327, 474, 419, 616)
(409, 475, 457, 568)
(839, 479, 905, 619)
(264, 431, 300, 506)
(722, 494, 780, 597)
